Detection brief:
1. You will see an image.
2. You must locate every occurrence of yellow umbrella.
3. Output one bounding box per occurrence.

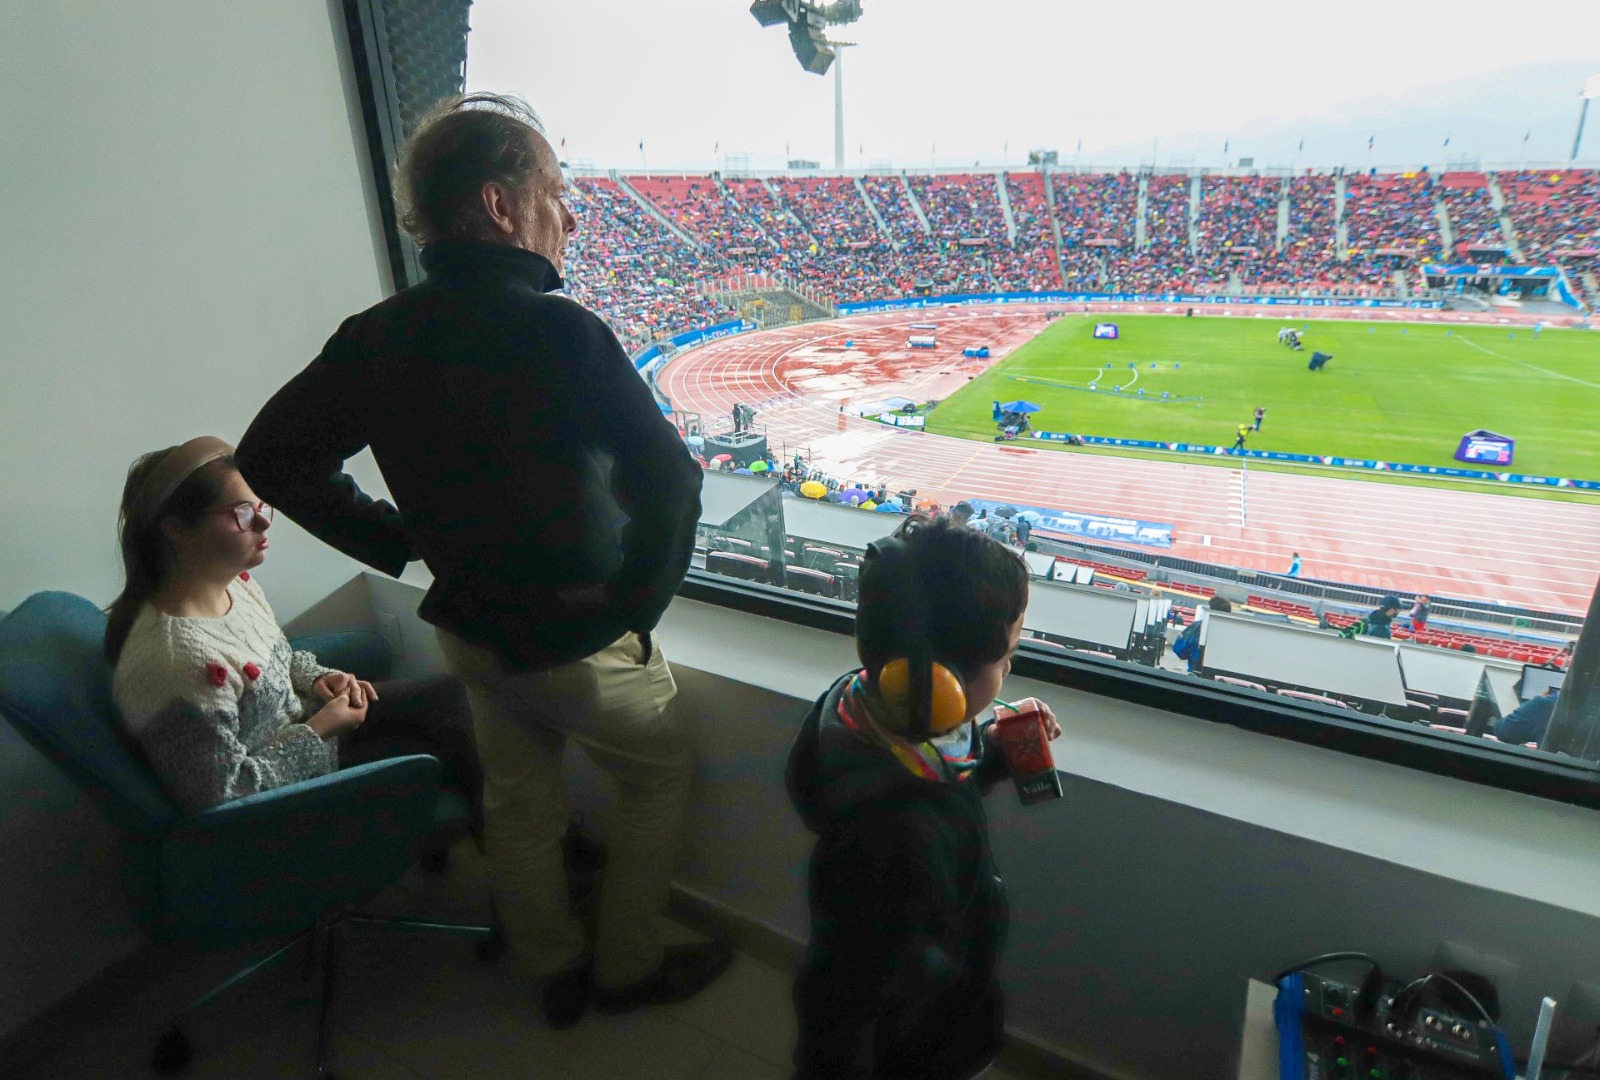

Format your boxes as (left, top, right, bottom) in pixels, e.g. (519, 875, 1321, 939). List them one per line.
(861, 500, 877, 511)
(800, 480, 827, 499)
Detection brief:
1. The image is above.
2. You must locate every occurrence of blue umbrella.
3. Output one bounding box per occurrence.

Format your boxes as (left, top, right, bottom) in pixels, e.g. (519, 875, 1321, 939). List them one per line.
(875, 503, 905, 513)
(734, 468, 754, 476)
(1000, 400, 1042, 413)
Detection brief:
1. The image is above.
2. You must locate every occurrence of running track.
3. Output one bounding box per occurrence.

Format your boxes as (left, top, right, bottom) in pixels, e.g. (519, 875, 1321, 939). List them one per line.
(659, 305, 1600, 615)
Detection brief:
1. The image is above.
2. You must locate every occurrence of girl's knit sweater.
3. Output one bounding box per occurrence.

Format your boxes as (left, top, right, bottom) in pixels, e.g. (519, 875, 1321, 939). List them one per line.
(113, 572, 338, 813)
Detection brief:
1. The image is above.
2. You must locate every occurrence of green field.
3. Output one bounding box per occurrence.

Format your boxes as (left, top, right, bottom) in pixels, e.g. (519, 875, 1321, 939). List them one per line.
(923, 315, 1600, 485)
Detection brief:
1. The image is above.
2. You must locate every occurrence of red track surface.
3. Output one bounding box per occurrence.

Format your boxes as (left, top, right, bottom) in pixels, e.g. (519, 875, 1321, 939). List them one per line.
(659, 304, 1600, 615)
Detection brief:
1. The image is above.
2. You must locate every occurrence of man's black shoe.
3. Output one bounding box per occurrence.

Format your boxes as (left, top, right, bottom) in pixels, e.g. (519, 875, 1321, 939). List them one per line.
(592, 939, 734, 1014)
(541, 958, 594, 1030)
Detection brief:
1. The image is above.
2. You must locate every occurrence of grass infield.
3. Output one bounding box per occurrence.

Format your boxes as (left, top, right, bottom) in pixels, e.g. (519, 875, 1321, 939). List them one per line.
(921, 315, 1600, 490)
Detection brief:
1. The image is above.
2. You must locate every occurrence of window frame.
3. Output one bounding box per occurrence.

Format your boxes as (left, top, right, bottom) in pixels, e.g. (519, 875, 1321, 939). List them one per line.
(339, 0, 1600, 811)
(679, 571, 1600, 809)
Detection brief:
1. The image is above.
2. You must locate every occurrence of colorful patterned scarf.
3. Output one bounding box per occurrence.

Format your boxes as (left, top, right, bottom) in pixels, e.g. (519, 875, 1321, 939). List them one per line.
(835, 670, 981, 784)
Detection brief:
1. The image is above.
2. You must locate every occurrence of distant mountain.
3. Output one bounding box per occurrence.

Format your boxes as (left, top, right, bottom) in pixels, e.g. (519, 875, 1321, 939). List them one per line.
(1095, 60, 1599, 171)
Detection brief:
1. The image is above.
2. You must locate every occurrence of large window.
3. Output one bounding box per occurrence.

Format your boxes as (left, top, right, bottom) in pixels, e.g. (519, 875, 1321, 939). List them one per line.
(348, 0, 1600, 801)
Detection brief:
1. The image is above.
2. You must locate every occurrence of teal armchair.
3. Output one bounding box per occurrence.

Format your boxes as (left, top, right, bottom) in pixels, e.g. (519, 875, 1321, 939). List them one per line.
(0, 592, 493, 1078)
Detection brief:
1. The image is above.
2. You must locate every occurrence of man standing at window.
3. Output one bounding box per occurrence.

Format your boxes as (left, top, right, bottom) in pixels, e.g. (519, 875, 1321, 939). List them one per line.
(235, 94, 721, 1029)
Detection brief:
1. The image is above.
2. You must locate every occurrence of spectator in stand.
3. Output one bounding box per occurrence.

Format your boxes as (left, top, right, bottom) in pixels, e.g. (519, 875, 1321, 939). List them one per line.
(1501, 170, 1600, 261)
(1492, 686, 1560, 748)
(1015, 516, 1032, 547)
(1172, 596, 1232, 673)
(1286, 552, 1302, 578)
(949, 501, 975, 528)
(985, 517, 1016, 544)
(1338, 596, 1403, 640)
(1407, 595, 1431, 633)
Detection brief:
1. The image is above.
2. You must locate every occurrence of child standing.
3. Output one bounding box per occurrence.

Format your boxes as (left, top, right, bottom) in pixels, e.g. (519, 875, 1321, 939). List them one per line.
(786, 516, 1061, 1080)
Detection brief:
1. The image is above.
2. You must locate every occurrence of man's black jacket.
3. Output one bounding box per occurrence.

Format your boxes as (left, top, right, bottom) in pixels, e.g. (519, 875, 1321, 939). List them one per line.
(236, 241, 703, 672)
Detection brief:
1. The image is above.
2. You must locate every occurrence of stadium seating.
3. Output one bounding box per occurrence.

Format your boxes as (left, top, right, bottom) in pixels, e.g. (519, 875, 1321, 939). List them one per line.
(564, 177, 738, 354)
(1343, 173, 1442, 261)
(1107, 175, 1195, 292)
(555, 167, 1598, 350)
(1439, 172, 1507, 252)
(1501, 169, 1600, 260)
(1000, 172, 1063, 290)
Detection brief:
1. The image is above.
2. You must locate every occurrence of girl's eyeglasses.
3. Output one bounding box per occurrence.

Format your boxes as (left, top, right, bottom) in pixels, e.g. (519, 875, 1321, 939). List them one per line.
(211, 502, 273, 531)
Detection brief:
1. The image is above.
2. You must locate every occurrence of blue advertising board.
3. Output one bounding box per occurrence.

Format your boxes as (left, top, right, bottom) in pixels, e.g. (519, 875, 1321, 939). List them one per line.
(1426, 264, 1560, 278)
(1455, 429, 1515, 466)
(836, 291, 1442, 315)
(631, 318, 758, 372)
(967, 498, 1174, 549)
(1032, 431, 1600, 490)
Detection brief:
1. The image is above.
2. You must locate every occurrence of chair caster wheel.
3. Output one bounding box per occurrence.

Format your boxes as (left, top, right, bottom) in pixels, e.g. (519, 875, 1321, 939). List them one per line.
(152, 1024, 192, 1074)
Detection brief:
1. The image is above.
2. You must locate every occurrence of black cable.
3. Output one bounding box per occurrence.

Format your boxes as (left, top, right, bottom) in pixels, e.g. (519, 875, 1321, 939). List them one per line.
(1272, 951, 1380, 986)
(1424, 972, 1497, 1027)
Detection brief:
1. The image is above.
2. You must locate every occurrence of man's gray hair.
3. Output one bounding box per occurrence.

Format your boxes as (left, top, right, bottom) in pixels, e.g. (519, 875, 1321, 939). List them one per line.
(396, 93, 546, 246)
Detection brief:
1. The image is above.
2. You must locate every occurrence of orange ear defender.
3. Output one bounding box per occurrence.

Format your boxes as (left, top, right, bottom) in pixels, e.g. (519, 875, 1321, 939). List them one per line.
(877, 657, 968, 737)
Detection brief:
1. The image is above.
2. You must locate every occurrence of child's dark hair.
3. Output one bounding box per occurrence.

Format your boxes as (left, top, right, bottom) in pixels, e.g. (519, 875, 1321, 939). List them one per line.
(104, 449, 235, 663)
(855, 515, 1030, 682)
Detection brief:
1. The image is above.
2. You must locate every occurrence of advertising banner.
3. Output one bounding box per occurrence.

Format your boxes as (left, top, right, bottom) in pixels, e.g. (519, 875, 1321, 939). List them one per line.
(836, 292, 1441, 316)
(1455, 429, 1516, 466)
(967, 498, 1174, 549)
(1031, 431, 1600, 489)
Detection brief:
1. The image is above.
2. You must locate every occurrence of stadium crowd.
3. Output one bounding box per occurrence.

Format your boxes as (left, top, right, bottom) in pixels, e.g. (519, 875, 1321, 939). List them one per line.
(552, 168, 1600, 348)
(1502, 169, 1600, 260)
(1000, 173, 1065, 290)
(562, 178, 738, 354)
(1052, 172, 1140, 288)
(1438, 173, 1507, 251)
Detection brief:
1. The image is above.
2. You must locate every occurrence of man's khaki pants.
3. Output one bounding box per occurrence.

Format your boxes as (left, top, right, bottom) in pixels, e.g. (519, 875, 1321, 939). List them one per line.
(437, 628, 691, 989)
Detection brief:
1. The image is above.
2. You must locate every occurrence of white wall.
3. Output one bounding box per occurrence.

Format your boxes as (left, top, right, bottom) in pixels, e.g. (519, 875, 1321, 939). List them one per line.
(0, 0, 396, 623)
(0, 0, 394, 1042)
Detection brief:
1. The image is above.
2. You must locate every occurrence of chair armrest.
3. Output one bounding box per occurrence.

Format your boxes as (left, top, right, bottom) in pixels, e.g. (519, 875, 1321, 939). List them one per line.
(287, 629, 395, 681)
(158, 756, 440, 948)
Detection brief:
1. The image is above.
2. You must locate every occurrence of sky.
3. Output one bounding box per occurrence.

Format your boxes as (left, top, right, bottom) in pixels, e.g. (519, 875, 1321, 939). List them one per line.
(465, 0, 1600, 171)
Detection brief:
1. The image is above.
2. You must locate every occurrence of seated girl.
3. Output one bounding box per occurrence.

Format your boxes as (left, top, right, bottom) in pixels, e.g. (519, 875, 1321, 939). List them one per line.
(105, 436, 483, 836)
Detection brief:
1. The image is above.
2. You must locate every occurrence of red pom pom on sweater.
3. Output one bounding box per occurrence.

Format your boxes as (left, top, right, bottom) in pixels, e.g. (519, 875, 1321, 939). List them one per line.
(242, 662, 261, 681)
(206, 662, 229, 687)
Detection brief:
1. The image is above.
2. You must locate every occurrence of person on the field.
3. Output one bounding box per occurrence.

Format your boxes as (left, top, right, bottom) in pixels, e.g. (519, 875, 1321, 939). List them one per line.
(1231, 425, 1249, 452)
(1252, 406, 1265, 431)
(1286, 552, 1302, 578)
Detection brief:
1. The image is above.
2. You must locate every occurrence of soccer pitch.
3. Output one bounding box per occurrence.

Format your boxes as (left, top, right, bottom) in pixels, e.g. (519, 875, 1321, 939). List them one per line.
(923, 314, 1600, 484)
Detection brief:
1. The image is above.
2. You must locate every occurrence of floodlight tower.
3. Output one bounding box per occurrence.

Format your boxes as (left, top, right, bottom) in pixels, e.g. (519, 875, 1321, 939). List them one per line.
(749, 1, 864, 77)
(832, 42, 856, 169)
(1573, 73, 1600, 162)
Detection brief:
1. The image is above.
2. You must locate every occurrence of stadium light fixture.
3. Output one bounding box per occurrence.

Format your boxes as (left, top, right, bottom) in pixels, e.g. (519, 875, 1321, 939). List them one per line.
(1574, 73, 1600, 162)
(750, 0, 863, 76)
